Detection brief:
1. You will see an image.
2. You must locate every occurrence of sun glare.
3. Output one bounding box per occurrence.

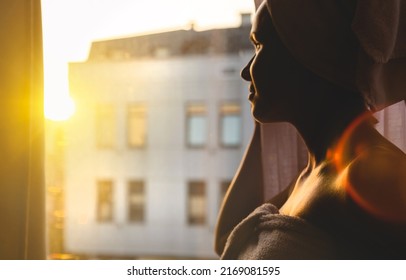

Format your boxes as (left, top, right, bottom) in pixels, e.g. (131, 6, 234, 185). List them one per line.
(45, 96, 76, 121)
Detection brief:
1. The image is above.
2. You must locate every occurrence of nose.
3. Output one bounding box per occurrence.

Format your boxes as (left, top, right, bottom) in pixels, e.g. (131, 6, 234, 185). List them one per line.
(240, 57, 253, 81)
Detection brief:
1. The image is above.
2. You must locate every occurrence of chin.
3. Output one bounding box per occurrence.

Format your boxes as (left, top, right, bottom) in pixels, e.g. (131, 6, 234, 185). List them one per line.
(252, 107, 272, 123)
(251, 103, 285, 124)
(250, 97, 268, 122)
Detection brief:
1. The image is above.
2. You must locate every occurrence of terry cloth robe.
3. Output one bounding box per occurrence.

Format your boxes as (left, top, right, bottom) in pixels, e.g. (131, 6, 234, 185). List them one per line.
(220, 203, 404, 259)
(221, 203, 338, 259)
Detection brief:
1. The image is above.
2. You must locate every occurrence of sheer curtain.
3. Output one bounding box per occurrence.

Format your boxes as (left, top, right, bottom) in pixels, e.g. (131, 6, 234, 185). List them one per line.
(261, 101, 406, 199)
(0, 0, 45, 259)
(375, 102, 406, 151)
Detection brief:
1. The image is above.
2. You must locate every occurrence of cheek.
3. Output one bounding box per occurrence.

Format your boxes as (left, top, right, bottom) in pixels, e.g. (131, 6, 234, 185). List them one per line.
(251, 61, 269, 94)
(250, 53, 273, 93)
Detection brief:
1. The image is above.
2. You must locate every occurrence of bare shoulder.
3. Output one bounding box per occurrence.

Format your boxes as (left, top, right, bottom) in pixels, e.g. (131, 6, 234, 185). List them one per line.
(346, 144, 406, 223)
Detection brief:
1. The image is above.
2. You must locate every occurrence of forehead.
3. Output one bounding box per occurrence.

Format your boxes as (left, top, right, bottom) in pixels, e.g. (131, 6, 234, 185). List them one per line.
(251, 2, 272, 39)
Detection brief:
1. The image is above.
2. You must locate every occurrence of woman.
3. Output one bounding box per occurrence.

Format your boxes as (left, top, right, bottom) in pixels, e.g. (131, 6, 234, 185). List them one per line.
(215, 0, 406, 259)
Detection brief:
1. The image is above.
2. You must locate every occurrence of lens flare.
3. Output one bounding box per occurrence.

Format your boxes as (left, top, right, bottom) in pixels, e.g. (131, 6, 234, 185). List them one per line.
(330, 112, 406, 223)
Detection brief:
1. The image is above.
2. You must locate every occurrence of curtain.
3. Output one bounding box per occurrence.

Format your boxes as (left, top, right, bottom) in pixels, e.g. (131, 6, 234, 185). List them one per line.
(261, 123, 307, 199)
(374, 102, 406, 151)
(261, 101, 406, 200)
(0, 0, 45, 259)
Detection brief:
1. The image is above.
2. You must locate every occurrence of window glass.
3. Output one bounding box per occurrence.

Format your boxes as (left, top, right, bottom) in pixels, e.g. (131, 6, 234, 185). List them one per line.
(43, 0, 406, 261)
(43, 0, 255, 260)
(97, 180, 114, 222)
(128, 181, 145, 222)
(186, 104, 207, 148)
(127, 104, 146, 148)
(220, 103, 241, 147)
(188, 181, 206, 225)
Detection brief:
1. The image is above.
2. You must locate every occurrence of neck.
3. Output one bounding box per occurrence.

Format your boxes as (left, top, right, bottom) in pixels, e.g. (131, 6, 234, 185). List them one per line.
(292, 102, 371, 169)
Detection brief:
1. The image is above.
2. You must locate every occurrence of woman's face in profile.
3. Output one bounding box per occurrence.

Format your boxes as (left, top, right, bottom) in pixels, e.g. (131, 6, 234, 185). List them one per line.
(241, 3, 303, 123)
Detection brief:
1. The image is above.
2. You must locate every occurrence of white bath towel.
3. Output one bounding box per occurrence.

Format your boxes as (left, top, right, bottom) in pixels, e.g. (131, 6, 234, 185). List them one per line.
(221, 203, 339, 259)
(254, 0, 406, 109)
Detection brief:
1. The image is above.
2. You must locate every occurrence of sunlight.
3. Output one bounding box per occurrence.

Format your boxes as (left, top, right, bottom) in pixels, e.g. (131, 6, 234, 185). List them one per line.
(41, 0, 255, 260)
(41, 0, 253, 122)
(45, 95, 76, 121)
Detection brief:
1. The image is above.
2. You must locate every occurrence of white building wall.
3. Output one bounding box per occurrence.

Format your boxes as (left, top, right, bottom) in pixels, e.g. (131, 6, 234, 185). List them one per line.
(65, 52, 253, 258)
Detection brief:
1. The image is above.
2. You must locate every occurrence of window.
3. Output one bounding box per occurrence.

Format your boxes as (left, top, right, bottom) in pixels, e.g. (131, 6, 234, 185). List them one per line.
(219, 181, 231, 210)
(97, 180, 114, 222)
(128, 181, 145, 223)
(186, 104, 207, 148)
(42, 0, 256, 260)
(220, 103, 241, 147)
(96, 104, 116, 148)
(127, 104, 147, 148)
(187, 181, 206, 225)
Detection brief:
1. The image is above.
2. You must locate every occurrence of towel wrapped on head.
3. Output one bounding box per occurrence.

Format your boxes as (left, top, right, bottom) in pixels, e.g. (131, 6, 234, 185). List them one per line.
(254, 0, 406, 110)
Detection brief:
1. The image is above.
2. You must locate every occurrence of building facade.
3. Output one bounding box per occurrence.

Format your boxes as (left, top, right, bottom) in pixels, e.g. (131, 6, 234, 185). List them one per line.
(64, 17, 254, 259)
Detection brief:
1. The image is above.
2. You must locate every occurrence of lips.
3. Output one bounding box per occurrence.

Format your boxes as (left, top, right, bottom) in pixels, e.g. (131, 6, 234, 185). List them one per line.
(248, 84, 255, 101)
